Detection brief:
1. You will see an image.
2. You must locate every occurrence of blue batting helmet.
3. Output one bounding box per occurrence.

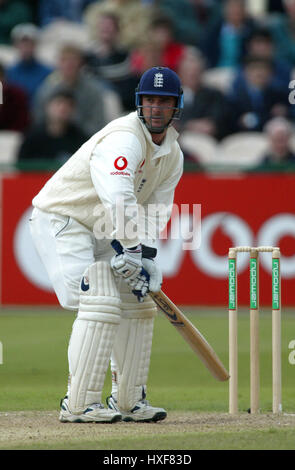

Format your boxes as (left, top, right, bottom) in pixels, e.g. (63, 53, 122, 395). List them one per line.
(135, 66, 183, 132)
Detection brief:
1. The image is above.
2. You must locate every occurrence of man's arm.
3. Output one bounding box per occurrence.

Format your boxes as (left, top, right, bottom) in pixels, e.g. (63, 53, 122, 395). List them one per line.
(90, 130, 143, 248)
(138, 150, 184, 246)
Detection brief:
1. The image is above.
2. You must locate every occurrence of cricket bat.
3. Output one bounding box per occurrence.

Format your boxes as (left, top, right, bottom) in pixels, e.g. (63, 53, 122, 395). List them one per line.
(150, 290, 229, 381)
(111, 240, 229, 382)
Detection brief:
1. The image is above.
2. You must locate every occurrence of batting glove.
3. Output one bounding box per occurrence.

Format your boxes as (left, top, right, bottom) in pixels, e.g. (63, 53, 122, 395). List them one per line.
(110, 241, 162, 301)
(110, 244, 143, 282)
(142, 258, 162, 292)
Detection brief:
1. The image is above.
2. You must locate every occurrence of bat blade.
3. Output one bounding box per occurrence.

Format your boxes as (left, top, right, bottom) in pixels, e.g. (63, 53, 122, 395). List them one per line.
(110, 240, 229, 382)
(151, 291, 229, 382)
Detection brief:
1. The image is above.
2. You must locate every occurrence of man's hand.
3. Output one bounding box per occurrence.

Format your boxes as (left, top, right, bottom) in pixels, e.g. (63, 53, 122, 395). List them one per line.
(111, 244, 149, 302)
(142, 258, 162, 292)
(110, 241, 162, 301)
(111, 245, 142, 281)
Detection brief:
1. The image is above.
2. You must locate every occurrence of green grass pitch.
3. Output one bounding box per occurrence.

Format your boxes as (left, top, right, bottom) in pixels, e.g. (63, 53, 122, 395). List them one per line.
(0, 306, 295, 450)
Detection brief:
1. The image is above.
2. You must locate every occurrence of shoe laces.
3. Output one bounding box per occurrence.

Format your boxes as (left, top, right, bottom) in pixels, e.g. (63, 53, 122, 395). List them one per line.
(106, 395, 116, 407)
(88, 403, 104, 410)
(139, 399, 150, 406)
(106, 395, 150, 408)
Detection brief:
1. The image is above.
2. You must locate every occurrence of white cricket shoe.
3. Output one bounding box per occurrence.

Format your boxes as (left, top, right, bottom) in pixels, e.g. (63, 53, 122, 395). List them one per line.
(106, 395, 167, 422)
(59, 396, 122, 423)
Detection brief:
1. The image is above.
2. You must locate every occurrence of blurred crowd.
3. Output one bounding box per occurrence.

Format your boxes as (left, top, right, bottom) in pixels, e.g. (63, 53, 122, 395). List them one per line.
(0, 0, 295, 169)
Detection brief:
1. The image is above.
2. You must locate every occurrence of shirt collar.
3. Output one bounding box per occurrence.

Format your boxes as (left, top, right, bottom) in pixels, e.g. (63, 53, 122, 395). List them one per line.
(137, 113, 179, 159)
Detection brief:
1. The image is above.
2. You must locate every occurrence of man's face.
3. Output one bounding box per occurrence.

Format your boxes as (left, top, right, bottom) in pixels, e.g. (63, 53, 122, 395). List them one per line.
(47, 97, 74, 123)
(59, 52, 82, 80)
(150, 26, 172, 48)
(17, 38, 36, 60)
(141, 95, 177, 133)
(249, 38, 273, 58)
(225, 0, 245, 25)
(178, 56, 203, 90)
(284, 0, 295, 19)
(96, 15, 118, 43)
(269, 128, 290, 155)
(245, 63, 272, 89)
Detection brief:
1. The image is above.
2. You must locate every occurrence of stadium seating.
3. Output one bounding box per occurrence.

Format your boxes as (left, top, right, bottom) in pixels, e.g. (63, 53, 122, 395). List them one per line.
(37, 20, 91, 66)
(247, 0, 268, 18)
(179, 131, 219, 166)
(218, 132, 269, 168)
(0, 45, 18, 66)
(202, 67, 235, 93)
(0, 131, 23, 165)
(290, 133, 295, 152)
(180, 131, 270, 170)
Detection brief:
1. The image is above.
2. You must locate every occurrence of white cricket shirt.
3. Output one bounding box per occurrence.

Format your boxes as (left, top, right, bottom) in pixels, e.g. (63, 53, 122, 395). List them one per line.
(33, 112, 183, 248)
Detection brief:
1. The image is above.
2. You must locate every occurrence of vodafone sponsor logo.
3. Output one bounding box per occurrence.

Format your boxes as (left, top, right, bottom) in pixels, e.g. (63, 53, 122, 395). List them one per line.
(13, 210, 295, 294)
(110, 171, 130, 176)
(114, 156, 127, 170)
(111, 156, 130, 175)
(156, 212, 295, 279)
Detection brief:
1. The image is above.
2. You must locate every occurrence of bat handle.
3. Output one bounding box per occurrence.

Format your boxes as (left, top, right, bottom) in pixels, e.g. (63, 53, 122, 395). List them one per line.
(111, 239, 150, 281)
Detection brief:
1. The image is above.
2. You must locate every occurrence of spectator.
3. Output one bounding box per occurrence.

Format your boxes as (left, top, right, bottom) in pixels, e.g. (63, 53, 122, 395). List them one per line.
(38, 0, 97, 26)
(227, 55, 291, 132)
(240, 27, 292, 90)
(6, 24, 53, 106)
(270, 0, 295, 67)
(18, 89, 87, 164)
(158, 0, 222, 48)
(33, 44, 122, 137)
(0, 63, 30, 132)
(204, 0, 258, 68)
(84, 0, 154, 50)
(84, 11, 138, 111)
(130, 42, 162, 77)
(0, 0, 32, 45)
(177, 47, 232, 139)
(261, 117, 295, 166)
(130, 14, 186, 75)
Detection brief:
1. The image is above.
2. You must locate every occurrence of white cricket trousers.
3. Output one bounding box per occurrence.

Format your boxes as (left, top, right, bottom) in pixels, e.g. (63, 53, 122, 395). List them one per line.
(30, 208, 157, 409)
(29, 208, 114, 310)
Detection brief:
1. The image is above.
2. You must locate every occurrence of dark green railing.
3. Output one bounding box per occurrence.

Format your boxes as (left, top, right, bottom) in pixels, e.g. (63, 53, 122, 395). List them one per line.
(0, 159, 294, 174)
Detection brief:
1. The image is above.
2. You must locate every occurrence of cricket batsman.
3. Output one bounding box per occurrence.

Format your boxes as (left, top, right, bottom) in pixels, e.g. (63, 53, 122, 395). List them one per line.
(30, 66, 184, 423)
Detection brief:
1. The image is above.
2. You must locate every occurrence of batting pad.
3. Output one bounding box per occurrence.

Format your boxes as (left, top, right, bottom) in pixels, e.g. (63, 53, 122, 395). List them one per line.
(68, 261, 121, 413)
(111, 284, 157, 411)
